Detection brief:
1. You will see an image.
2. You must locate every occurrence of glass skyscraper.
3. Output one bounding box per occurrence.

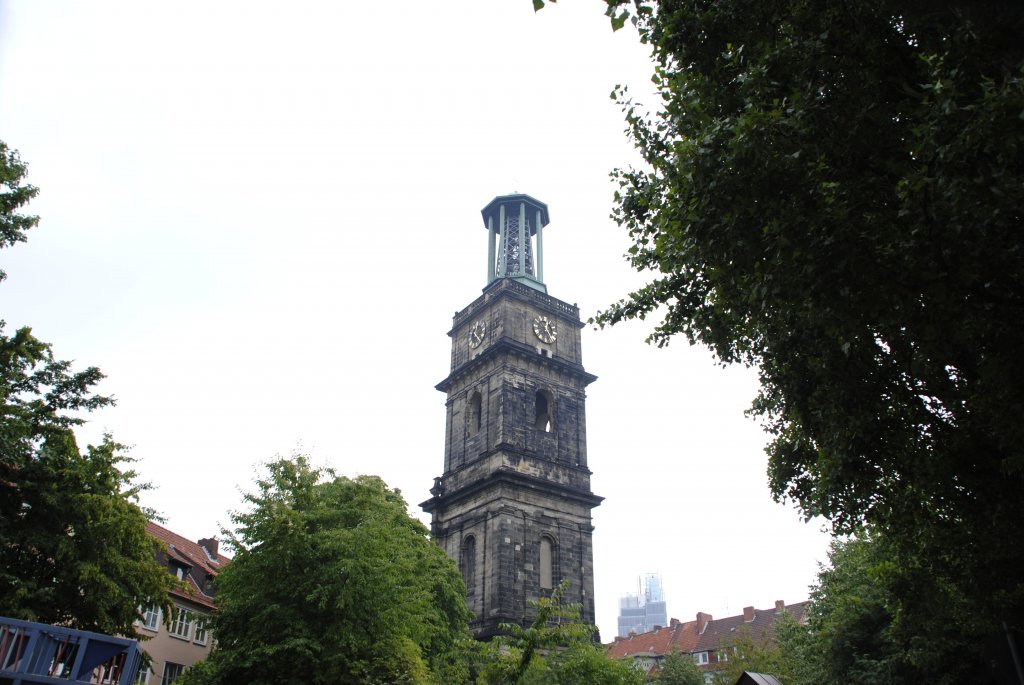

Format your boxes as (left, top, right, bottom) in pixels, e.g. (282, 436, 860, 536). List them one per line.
(616, 573, 668, 638)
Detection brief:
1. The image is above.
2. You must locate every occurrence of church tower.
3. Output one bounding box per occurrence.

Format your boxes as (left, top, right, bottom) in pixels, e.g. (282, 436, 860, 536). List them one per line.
(421, 194, 602, 639)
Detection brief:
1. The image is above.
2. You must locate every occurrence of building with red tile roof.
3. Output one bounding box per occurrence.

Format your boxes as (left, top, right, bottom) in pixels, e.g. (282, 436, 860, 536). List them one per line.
(134, 522, 230, 684)
(606, 600, 806, 680)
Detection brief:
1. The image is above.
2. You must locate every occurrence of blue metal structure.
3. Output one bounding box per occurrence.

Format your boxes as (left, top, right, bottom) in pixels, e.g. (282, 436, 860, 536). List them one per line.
(0, 616, 142, 685)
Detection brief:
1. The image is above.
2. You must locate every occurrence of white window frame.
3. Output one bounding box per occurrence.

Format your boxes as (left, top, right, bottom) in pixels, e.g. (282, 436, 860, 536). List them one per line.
(693, 651, 709, 665)
(161, 662, 185, 685)
(167, 607, 192, 640)
(135, 666, 151, 685)
(192, 617, 209, 646)
(138, 604, 160, 631)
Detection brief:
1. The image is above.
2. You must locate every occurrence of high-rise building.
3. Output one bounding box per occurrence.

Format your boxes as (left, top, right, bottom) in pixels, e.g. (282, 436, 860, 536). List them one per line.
(617, 594, 647, 638)
(643, 572, 668, 630)
(421, 194, 603, 639)
(644, 572, 665, 603)
(616, 573, 668, 637)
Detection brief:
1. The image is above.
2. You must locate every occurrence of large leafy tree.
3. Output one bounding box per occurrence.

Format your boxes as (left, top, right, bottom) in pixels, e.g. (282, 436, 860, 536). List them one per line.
(0, 141, 174, 634)
(181, 457, 473, 685)
(653, 650, 703, 685)
(710, 533, 907, 685)
(712, 602, 815, 683)
(803, 532, 912, 685)
(477, 581, 643, 685)
(586, 2, 1024, 679)
(0, 141, 39, 277)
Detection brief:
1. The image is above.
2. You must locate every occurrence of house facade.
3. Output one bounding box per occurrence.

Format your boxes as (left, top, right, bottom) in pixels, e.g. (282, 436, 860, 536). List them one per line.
(607, 600, 807, 682)
(134, 522, 228, 684)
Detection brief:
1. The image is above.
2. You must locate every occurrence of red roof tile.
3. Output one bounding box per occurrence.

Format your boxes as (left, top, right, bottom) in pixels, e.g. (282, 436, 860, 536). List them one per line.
(146, 522, 230, 609)
(607, 602, 807, 661)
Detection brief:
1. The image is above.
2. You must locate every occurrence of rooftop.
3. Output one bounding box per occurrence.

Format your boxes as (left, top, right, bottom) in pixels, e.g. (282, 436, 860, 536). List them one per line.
(607, 600, 807, 662)
(146, 521, 231, 609)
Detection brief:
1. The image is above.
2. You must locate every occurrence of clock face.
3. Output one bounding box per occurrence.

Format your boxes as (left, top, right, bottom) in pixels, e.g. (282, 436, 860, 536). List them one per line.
(468, 320, 487, 348)
(532, 315, 557, 344)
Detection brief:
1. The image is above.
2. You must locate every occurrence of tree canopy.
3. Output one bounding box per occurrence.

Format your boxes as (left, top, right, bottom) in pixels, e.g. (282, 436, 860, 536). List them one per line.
(477, 581, 643, 685)
(802, 532, 911, 685)
(705, 532, 908, 685)
(588, 2, 1024, 678)
(181, 457, 473, 685)
(0, 142, 40, 282)
(0, 140, 174, 635)
(652, 650, 703, 685)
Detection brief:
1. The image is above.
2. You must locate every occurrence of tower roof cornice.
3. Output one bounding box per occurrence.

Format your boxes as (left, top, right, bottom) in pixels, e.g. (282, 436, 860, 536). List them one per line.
(481, 194, 550, 232)
(436, 337, 597, 393)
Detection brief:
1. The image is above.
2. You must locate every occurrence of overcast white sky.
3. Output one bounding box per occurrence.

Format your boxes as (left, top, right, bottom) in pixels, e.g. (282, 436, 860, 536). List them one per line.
(0, 1, 831, 640)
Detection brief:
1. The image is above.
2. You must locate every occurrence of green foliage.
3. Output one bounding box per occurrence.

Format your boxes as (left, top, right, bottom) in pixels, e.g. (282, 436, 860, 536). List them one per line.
(478, 581, 642, 685)
(589, 3, 1024, 680)
(653, 650, 702, 685)
(0, 140, 39, 281)
(534, 0, 632, 31)
(717, 532, 966, 685)
(713, 612, 811, 685)
(768, 610, 817, 685)
(802, 532, 912, 685)
(181, 456, 473, 685)
(0, 141, 174, 635)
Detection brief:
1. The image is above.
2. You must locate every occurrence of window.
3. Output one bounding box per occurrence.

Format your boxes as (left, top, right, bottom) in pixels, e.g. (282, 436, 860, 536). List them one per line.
(167, 608, 192, 640)
(692, 651, 709, 665)
(460, 536, 476, 595)
(134, 667, 151, 685)
(161, 662, 185, 685)
(534, 389, 554, 432)
(539, 536, 554, 590)
(192, 617, 209, 646)
(468, 391, 482, 437)
(95, 660, 124, 684)
(718, 649, 728, 662)
(138, 604, 160, 631)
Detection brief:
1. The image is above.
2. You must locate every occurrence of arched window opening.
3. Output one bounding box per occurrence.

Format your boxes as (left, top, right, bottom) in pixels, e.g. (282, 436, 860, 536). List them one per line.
(534, 389, 554, 432)
(468, 392, 482, 437)
(539, 537, 554, 590)
(461, 536, 476, 594)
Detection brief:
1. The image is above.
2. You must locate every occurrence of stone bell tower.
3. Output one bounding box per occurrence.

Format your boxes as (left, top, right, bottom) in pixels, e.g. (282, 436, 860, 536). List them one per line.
(421, 193, 602, 639)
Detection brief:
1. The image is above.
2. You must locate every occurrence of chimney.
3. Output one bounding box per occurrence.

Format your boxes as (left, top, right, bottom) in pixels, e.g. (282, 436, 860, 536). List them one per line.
(198, 537, 219, 559)
(743, 606, 755, 622)
(775, 600, 786, 613)
(670, 618, 681, 627)
(697, 612, 713, 634)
